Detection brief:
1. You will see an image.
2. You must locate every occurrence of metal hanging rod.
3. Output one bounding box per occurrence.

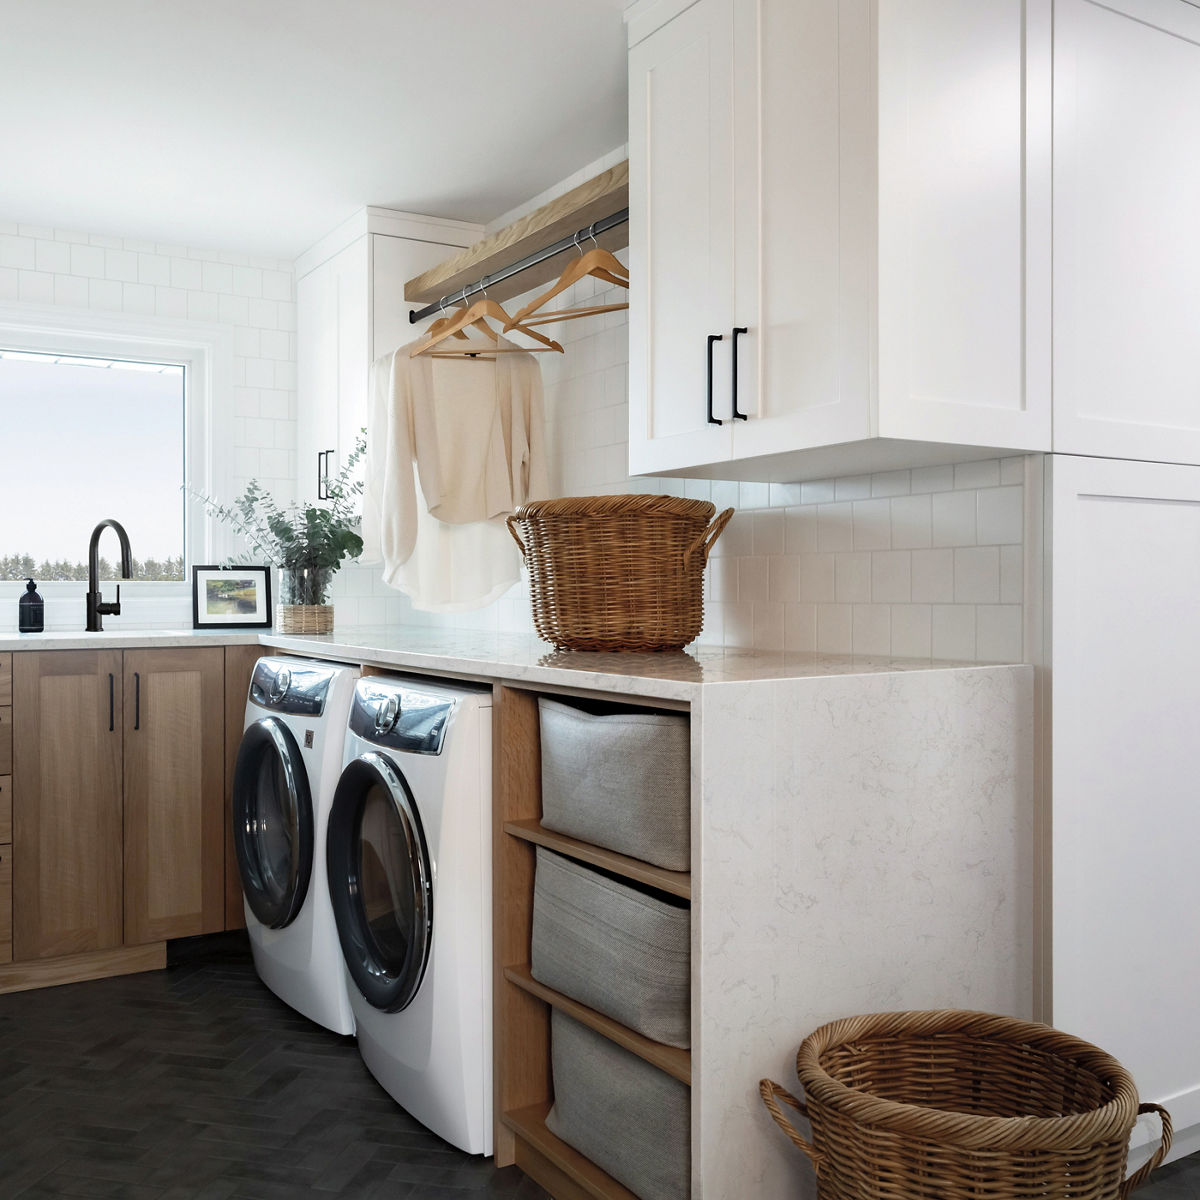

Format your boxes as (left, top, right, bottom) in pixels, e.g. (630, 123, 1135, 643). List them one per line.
(408, 207, 629, 324)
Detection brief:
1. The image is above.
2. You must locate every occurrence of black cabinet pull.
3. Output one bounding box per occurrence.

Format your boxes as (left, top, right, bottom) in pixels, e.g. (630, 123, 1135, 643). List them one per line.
(134, 672, 141, 731)
(731, 326, 748, 420)
(108, 673, 114, 732)
(317, 449, 335, 500)
(707, 334, 724, 426)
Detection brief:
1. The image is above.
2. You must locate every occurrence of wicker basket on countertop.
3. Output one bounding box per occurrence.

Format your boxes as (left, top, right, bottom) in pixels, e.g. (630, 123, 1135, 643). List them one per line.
(274, 604, 333, 635)
(761, 1009, 1172, 1200)
(506, 494, 733, 652)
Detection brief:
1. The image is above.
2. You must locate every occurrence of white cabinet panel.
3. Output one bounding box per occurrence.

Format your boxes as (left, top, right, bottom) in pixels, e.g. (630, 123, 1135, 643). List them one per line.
(1048, 454, 1200, 1137)
(1054, 0, 1200, 462)
(296, 256, 337, 502)
(628, 0, 734, 475)
(877, 0, 1051, 451)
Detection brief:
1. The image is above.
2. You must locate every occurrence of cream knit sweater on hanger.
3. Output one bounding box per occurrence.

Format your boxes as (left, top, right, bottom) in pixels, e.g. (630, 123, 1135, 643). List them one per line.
(361, 335, 549, 611)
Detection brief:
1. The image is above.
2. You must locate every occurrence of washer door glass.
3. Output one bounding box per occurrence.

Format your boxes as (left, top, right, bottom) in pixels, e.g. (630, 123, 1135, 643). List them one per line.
(327, 753, 433, 1013)
(232, 717, 314, 929)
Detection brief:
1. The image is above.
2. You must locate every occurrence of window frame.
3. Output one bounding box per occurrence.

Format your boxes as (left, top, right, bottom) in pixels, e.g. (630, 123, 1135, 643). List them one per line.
(0, 302, 235, 588)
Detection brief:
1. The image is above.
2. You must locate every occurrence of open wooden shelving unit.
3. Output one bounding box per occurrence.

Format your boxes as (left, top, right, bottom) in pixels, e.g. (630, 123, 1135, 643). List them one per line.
(404, 161, 628, 309)
(493, 683, 693, 1200)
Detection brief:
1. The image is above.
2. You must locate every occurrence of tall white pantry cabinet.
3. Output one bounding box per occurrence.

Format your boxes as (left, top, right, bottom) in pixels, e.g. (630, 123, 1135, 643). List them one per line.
(625, 0, 1200, 1183)
(294, 208, 482, 501)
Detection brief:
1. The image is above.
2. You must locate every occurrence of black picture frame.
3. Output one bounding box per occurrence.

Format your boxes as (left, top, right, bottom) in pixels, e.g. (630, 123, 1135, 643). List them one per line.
(191, 564, 273, 629)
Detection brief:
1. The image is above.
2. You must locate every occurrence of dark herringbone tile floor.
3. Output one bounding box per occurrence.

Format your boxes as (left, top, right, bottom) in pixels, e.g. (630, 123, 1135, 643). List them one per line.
(0, 933, 550, 1200)
(1, 933, 1197, 1199)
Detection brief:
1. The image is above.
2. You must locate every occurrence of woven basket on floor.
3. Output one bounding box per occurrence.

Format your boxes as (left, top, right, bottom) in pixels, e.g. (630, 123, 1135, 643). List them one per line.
(275, 604, 333, 634)
(760, 1010, 1172, 1200)
(506, 494, 733, 652)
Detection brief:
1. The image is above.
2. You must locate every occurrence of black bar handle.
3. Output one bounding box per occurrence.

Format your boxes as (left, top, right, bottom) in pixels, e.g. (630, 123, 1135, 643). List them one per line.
(731, 326, 748, 420)
(134, 672, 140, 731)
(707, 334, 724, 426)
(108, 673, 114, 732)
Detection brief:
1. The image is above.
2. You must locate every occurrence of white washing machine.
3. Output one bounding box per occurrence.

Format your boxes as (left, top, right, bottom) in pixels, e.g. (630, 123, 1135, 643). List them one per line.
(326, 674, 493, 1155)
(233, 655, 360, 1035)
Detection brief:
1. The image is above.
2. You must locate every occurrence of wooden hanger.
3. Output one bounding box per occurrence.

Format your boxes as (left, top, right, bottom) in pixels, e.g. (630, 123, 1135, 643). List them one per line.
(517, 301, 629, 329)
(411, 295, 563, 357)
(505, 240, 629, 329)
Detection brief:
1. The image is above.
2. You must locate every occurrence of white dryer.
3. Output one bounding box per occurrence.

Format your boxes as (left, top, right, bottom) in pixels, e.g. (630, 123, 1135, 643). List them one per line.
(326, 674, 493, 1155)
(233, 655, 360, 1035)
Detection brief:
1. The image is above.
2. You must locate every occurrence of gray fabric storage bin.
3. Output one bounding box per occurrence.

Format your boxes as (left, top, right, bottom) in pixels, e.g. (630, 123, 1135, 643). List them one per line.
(531, 847, 690, 1048)
(547, 1010, 691, 1200)
(538, 697, 690, 872)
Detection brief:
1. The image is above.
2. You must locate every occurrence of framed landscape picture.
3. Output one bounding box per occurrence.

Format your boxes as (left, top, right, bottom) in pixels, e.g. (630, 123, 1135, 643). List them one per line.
(192, 565, 272, 629)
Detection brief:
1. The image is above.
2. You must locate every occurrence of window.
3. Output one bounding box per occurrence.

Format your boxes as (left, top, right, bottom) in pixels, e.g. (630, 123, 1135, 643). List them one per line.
(0, 349, 186, 581)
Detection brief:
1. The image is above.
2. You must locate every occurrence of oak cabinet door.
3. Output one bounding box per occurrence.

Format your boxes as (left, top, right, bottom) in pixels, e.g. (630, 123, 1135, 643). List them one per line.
(13, 651, 123, 960)
(123, 648, 225, 945)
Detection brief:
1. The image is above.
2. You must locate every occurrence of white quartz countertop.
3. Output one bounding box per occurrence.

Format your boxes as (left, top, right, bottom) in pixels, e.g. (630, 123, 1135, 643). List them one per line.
(0, 629, 263, 652)
(260, 624, 992, 701)
(0, 623, 1004, 701)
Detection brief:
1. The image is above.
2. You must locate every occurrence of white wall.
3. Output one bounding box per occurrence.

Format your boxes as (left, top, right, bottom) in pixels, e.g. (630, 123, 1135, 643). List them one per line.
(331, 153, 1025, 662)
(0, 222, 295, 630)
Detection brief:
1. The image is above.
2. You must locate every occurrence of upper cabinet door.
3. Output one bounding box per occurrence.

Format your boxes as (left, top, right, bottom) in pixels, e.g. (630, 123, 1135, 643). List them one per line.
(1054, 0, 1200, 463)
(875, 0, 1052, 451)
(729, 0, 873, 465)
(628, 0, 736, 475)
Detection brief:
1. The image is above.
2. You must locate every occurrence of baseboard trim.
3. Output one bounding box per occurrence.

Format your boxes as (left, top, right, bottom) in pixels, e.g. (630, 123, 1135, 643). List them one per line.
(0, 942, 166, 994)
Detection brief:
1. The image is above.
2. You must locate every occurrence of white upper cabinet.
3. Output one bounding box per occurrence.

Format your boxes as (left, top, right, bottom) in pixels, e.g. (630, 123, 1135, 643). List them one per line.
(1053, 0, 1200, 463)
(626, 0, 1053, 481)
(295, 209, 482, 500)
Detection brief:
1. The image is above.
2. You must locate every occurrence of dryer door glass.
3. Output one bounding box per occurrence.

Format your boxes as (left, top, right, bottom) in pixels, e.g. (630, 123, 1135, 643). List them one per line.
(327, 753, 433, 1013)
(232, 717, 314, 929)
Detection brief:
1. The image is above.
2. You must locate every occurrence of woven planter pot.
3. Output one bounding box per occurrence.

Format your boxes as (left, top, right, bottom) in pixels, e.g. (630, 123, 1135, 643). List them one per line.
(275, 604, 333, 634)
(761, 1009, 1172, 1200)
(506, 494, 733, 652)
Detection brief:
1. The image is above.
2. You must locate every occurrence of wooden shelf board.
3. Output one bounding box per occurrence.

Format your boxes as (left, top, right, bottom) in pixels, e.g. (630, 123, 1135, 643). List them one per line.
(504, 818, 691, 900)
(404, 161, 628, 307)
(504, 1102, 640, 1200)
(504, 963, 691, 1085)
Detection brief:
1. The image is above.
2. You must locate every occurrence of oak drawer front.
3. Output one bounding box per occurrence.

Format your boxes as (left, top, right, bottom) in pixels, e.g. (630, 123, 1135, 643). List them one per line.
(0, 845, 10, 965)
(0, 776, 9, 844)
(0, 708, 10, 776)
(0, 653, 10, 706)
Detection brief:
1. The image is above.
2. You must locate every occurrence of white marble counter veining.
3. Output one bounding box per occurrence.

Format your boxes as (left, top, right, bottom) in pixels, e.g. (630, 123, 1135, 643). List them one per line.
(0, 628, 263, 652)
(260, 624, 994, 701)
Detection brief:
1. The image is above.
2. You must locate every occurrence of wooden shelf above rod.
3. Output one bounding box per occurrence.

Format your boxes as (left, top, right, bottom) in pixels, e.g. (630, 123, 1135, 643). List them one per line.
(404, 160, 628, 309)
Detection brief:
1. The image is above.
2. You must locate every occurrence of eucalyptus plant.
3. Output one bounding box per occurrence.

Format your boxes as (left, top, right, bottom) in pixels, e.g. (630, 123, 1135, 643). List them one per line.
(187, 434, 366, 604)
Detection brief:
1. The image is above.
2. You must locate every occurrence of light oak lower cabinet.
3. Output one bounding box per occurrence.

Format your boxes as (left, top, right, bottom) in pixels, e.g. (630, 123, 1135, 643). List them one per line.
(12, 647, 227, 963)
(13, 650, 124, 960)
(122, 648, 225, 945)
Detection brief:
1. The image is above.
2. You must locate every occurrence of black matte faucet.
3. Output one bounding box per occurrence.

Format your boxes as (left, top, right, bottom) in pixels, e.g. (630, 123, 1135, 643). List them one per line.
(86, 519, 133, 632)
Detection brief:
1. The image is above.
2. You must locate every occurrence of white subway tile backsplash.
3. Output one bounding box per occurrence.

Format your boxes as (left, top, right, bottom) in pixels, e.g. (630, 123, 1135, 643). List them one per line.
(852, 498, 891, 550)
(871, 550, 912, 604)
(817, 502, 854, 552)
(155, 285, 188, 318)
(202, 261, 235, 294)
(817, 604, 853, 653)
(801, 478, 836, 505)
(853, 605, 891, 656)
(35, 239, 70, 274)
(122, 282, 156, 314)
(53, 274, 89, 307)
(1, 235, 37, 270)
(19, 271, 53, 303)
(0, 267, 18, 299)
(871, 469, 912, 497)
(976, 486, 1023, 545)
(1000, 455, 1025, 485)
(105, 249, 139, 283)
(88, 278, 122, 310)
(891, 604, 932, 658)
(912, 548, 955, 604)
(738, 557, 770, 604)
(784, 506, 818, 554)
(954, 458, 1000, 490)
(170, 257, 203, 290)
(932, 604, 976, 660)
(784, 603, 817, 652)
(835, 552, 871, 603)
(835, 474, 872, 501)
(977, 605, 1022, 663)
(890, 493, 933, 550)
(753, 510, 784, 556)
(70, 243, 105, 277)
(999, 545, 1023, 604)
(953, 546, 1000, 604)
(932, 489, 976, 547)
(799, 553, 836, 603)
(187, 291, 220, 323)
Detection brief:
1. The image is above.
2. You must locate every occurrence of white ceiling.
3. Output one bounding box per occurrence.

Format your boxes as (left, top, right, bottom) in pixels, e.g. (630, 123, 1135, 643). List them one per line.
(0, 0, 630, 260)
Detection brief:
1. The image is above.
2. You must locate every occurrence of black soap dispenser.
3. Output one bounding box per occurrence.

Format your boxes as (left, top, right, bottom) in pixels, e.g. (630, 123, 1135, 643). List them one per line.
(19, 577, 43, 632)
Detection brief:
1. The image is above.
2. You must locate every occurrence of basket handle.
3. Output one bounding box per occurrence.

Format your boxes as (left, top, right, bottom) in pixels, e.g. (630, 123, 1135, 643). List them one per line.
(683, 507, 735, 568)
(759, 1079, 822, 1172)
(1120, 1103, 1173, 1197)
(506, 514, 526, 557)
